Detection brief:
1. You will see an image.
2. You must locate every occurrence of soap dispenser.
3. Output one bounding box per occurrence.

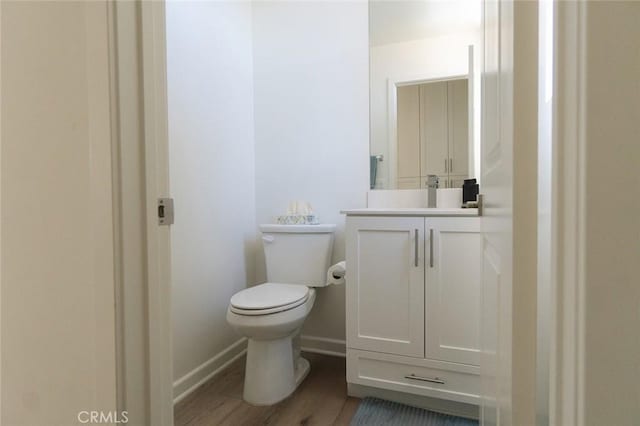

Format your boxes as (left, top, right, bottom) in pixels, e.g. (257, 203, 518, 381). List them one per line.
(462, 178, 479, 203)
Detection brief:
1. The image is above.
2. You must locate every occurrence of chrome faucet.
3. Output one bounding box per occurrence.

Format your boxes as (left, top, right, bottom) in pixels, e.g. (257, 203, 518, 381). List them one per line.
(427, 175, 439, 208)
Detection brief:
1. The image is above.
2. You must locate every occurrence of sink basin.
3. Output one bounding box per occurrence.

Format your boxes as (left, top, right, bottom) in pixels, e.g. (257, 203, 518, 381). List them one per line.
(436, 188, 463, 209)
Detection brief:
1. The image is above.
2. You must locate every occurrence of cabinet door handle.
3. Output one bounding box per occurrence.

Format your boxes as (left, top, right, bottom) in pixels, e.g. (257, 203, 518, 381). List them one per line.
(429, 229, 434, 268)
(414, 229, 419, 267)
(449, 158, 453, 172)
(404, 374, 445, 384)
(444, 158, 448, 173)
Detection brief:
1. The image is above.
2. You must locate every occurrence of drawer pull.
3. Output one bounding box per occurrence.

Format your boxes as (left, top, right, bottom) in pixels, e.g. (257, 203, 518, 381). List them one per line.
(414, 229, 419, 267)
(429, 229, 434, 268)
(404, 374, 445, 384)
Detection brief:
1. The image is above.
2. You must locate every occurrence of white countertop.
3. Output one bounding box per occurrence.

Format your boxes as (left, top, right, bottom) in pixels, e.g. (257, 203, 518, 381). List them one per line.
(340, 208, 479, 217)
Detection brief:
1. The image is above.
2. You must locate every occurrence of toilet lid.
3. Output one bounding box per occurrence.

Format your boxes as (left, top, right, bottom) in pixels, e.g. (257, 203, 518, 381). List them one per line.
(230, 283, 309, 311)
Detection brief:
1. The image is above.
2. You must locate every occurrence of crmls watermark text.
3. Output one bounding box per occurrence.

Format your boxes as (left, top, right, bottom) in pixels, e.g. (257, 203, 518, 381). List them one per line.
(77, 411, 129, 424)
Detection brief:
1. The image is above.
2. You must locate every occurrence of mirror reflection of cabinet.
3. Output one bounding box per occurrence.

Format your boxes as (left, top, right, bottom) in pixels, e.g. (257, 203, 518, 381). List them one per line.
(397, 78, 468, 189)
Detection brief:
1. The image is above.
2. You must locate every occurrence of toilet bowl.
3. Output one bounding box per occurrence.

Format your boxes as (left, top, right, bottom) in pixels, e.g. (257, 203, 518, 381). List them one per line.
(227, 284, 316, 405)
(226, 224, 336, 406)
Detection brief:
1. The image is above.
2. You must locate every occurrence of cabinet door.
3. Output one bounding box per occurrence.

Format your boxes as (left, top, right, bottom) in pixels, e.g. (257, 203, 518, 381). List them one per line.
(420, 82, 448, 177)
(397, 85, 421, 179)
(447, 79, 469, 176)
(346, 217, 425, 358)
(398, 177, 421, 190)
(425, 217, 481, 365)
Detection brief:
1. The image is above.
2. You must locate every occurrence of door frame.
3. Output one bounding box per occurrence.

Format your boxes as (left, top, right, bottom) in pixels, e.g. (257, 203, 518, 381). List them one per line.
(139, 1, 174, 424)
(548, 1, 588, 424)
(111, 1, 174, 425)
(118, 1, 591, 424)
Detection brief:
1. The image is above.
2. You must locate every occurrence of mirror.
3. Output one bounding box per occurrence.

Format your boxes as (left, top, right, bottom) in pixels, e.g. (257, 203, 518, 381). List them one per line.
(368, 0, 482, 190)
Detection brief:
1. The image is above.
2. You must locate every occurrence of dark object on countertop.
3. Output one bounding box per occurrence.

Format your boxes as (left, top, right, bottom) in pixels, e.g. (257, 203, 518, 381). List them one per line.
(462, 178, 479, 203)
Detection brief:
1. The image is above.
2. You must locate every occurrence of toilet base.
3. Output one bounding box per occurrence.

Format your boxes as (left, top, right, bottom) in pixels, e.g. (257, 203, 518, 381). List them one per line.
(295, 356, 310, 386)
(243, 337, 311, 406)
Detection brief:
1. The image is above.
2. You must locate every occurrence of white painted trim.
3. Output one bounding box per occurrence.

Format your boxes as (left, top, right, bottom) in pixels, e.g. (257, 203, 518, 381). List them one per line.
(549, 1, 587, 425)
(390, 73, 469, 88)
(300, 335, 346, 358)
(107, 0, 125, 414)
(112, 3, 161, 423)
(173, 338, 248, 405)
(140, 1, 174, 425)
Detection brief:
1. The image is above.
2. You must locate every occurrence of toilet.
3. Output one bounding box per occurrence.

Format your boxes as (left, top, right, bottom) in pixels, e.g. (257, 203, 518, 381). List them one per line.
(226, 223, 336, 405)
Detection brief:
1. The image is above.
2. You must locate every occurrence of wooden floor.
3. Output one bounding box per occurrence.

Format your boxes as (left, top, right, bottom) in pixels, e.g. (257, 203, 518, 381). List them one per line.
(175, 352, 361, 426)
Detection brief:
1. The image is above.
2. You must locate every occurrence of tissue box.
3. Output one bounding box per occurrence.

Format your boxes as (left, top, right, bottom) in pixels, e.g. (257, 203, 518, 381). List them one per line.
(275, 215, 320, 225)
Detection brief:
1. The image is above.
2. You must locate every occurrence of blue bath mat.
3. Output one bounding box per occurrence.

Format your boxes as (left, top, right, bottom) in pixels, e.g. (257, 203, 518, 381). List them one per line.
(350, 397, 478, 426)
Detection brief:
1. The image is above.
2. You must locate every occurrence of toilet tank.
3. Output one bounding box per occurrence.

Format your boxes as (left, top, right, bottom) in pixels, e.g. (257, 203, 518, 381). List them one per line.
(260, 224, 336, 287)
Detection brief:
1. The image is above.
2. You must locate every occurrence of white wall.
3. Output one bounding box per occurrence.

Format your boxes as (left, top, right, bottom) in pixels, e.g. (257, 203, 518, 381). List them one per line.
(1, 2, 117, 424)
(166, 1, 256, 390)
(252, 1, 369, 341)
(370, 32, 481, 188)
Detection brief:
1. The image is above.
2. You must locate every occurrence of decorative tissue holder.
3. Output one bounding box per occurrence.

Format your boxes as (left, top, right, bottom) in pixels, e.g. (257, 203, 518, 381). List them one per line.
(275, 215, 320, 225)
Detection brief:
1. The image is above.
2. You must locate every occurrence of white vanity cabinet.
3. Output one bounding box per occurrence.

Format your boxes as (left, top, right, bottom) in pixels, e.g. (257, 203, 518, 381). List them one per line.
(345, 212, 481, 408)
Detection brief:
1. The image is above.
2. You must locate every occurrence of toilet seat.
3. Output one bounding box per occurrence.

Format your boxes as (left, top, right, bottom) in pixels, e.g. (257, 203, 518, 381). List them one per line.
(230, 283, 309, 316)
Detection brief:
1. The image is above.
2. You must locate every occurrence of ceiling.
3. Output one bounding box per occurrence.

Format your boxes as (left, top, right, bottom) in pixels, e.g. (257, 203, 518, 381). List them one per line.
(369, 0, 482, 46)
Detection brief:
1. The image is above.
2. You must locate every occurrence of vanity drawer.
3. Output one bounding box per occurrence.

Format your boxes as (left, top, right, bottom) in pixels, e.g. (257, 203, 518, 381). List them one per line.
(347, 349, 480, 405)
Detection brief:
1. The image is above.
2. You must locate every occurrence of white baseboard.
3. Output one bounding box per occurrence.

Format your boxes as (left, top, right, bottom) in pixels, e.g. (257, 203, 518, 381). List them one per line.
(300, 335, 346, 358)
(173, 338, 247, 404)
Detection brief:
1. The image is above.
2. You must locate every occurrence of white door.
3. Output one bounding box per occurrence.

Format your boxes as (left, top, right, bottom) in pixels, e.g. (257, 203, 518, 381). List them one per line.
(1, 2, 117, 424)
(425, 218, 482, 366)
(346, 216, 425, 358)
(481, 0, 515, 424)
